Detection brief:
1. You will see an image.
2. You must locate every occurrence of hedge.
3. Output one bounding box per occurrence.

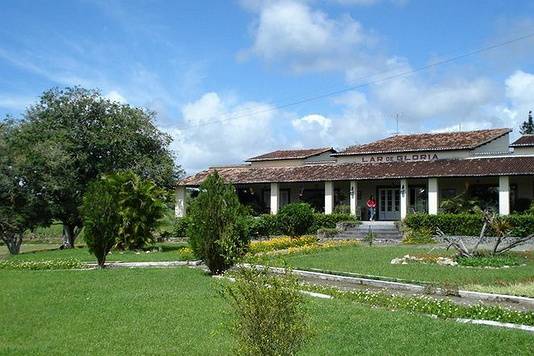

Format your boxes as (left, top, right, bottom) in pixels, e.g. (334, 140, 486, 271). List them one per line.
(403, 213, 534, 237)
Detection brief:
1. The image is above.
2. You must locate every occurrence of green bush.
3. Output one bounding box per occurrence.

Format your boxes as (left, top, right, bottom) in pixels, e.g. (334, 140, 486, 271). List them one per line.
(333, 204, 351, 214)
(187, 172, 249, 274)
(404, 213, 534, 237)
(245, 214, 280, 239)
(109, 172, 166, 250)
(82, 178, 122, 267)
(277, 203, 315, 237)
(165, 216, 191, 238)
(309, 213, 356, 234)
(223, 267, 311, 355)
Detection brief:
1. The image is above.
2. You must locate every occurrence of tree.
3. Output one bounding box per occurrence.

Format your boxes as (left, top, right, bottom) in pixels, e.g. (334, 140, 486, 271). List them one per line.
(187, 172, 249, 274)
(14, 87, 181, 248)
(106, 171, 166, 250)
(0, 120, 50, 254)
(82, 178, 122, 268)
(520, 111, 534, 135)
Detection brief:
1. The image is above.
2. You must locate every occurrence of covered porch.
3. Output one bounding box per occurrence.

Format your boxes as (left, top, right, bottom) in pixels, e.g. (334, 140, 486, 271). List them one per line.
(176, 174, 530, 220)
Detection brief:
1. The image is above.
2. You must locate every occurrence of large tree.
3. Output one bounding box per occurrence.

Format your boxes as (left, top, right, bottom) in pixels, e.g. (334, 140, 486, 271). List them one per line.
(0, 120, 50, 254)
(14, 87, 181, 248)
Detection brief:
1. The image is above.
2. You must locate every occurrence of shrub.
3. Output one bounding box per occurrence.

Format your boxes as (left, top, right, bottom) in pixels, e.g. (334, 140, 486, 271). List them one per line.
(316, 228, 339, 239)
(333, 204, 351, 214)
(403, 227, 435, 244)
(404, 213, 534, 237)
(165, 216, 191, 238)
(223, 267, 311, 355)
(187, 172, 249, 274)
(245, 214, 280, 239)
(248, 236, 318, 254)
(82, 178, 122, 267)
(277, 203, 315, 237)
(309, 213, 356, 234)
(109, 172, 166, 250)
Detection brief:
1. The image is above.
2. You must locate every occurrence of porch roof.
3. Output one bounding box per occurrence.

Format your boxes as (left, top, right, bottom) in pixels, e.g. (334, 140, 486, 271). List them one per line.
(178, 156, 534, 187)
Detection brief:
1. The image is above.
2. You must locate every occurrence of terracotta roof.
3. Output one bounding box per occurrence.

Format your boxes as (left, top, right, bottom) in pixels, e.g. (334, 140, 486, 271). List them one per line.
(510, 135, 534, 147)
(333, 128, 511, 156)
(179, 156, 534, 186)
(246, 147, 335, 162)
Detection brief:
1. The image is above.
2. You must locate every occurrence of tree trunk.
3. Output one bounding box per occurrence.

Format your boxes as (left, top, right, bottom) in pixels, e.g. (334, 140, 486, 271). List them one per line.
(61, 224, 78, 249)
(2, 233, 23, 255)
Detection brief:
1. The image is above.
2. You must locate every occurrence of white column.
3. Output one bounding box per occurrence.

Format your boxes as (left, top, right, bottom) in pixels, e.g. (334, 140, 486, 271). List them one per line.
(175, 186, 186, 217)
(499, 176, 510, 216)
(350, 180, 358, 216)
(400, 179, 408, 220)
(324, 181, 334, 215)
(270, 182, 279, 215)
(428, 178, 439, 215)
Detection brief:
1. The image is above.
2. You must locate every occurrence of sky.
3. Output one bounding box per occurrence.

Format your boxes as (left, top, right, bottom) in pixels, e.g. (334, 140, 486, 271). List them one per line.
(1, 0, 534, 173)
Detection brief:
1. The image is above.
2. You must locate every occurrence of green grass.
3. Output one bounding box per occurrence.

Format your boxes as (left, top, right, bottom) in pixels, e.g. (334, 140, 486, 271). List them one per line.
(263, 245, 534, 289)
(0, 268, 533, 355)
(2, 243, 191, 263)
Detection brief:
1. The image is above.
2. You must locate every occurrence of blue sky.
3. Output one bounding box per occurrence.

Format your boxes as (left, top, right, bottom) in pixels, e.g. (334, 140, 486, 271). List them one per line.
(1, 0, 534, 173)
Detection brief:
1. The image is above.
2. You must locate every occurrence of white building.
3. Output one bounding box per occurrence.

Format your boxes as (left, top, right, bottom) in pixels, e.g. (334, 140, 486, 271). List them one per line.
(177, 128, 534, 220)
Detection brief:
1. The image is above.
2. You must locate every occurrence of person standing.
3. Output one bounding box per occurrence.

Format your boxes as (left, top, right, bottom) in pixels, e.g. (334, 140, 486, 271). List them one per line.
(367, 195, 377, 221)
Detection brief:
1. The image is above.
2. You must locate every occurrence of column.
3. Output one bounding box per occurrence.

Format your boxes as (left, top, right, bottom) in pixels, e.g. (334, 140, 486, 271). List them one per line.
(499, 176, 510, 216)
(270, 182, 279, 215)
(400, 179, 408, 220)
(175, 186, 186, 217)
(350, 180, 358, 216)
(324, 181, 334, 215)
(428, 178, 439, 215)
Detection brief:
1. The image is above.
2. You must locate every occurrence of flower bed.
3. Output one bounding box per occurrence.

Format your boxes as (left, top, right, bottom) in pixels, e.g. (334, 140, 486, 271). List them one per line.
(248, 236, 318, 254)
(0, 258, 83, 270)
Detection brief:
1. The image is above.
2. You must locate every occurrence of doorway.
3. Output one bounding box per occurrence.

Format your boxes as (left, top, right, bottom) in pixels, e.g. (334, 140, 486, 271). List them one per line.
(378, 188, 400, 220)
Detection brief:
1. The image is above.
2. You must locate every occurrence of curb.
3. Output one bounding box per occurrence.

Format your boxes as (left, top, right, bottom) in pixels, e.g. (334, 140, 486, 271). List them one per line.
(86, 260, 202, 269)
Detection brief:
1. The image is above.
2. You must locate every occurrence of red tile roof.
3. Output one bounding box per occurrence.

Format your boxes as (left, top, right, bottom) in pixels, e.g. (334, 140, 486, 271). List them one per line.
(510, 135, 534, 147)
(179, 156, 534, 186)
(246, 147, 335, 162)
(333, 128, 511, 156)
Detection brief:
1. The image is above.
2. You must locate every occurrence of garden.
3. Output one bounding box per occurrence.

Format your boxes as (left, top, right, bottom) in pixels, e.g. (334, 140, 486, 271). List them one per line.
(2, 88, 534, 355)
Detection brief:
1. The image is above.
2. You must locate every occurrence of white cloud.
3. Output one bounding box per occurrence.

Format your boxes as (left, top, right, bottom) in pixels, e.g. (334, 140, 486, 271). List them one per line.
(241, 0, 376, 73)
(292, 114, 332, 139)
(105, 90, 127, 104)
(165, 92, 284, 173)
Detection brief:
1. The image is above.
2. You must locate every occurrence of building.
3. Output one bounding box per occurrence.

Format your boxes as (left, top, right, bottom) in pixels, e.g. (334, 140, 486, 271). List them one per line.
(177, 128, 534, 221)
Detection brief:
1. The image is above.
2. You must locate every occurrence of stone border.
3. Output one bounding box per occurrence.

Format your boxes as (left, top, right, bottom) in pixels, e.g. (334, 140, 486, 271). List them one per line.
(85, 260, 202, 269)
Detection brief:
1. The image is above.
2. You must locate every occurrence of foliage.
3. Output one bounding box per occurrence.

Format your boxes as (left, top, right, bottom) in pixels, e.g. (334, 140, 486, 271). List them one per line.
(0, 258, 82, 270)
(306, 284, 534, 326)
(455, 253, 525, 268)
(245, 214, 280, 239)
(223, 267, 311, 356)
(13, 87, 180, 247)
(363, 230, 375, 246)
(309, 213, 356, 233)
(333, 204, 350, 214)
(82, 178, 122, 267)
(106, 172, 166, 250)
(316, 228, 339, 239)
(277, 203, 315, 237)
(439, 193, 481, 214)
(402, 227, 435, 245)
(163, 216, 191, 238)
(187, 172, 249, 274)
(248, 236, 318, 254)
(520, 110, 534, 135)
(176, 247, 195, 260)
(0, 120, 51, 255)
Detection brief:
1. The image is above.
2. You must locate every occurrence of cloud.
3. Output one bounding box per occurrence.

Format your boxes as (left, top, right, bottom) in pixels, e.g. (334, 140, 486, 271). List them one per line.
(0, 94, 35, 111)
(292, 114, 332, 140)
(165, 92, 285, 173)
(240, 0, 376, 73)
(105, 90, 127, 104)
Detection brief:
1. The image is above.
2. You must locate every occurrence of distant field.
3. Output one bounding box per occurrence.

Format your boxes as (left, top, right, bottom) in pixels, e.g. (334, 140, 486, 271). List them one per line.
(1, 267, 533, 355)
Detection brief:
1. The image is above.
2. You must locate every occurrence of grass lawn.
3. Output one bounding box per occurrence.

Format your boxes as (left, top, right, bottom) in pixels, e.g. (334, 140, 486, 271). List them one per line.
(1, 267, 533, 355)
(263, 245, 534, 290)
(1, 243, 191, 263)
